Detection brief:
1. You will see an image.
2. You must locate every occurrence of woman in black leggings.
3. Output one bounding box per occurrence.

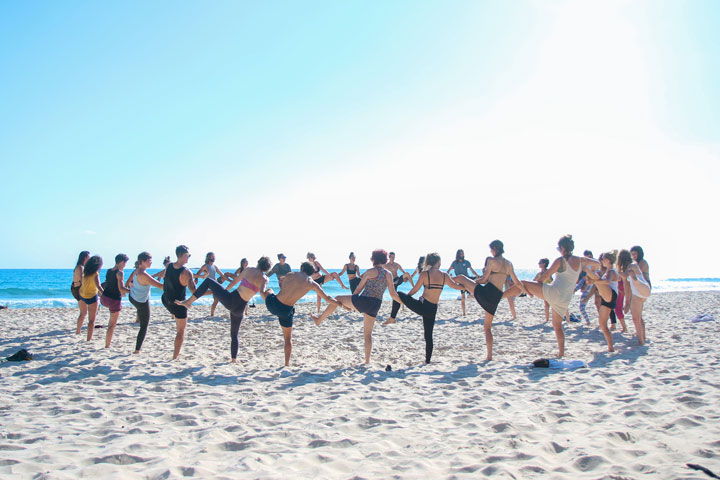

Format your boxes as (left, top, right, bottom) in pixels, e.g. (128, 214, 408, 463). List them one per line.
(128, 252, 165, 354)
(176, 257, 271, 362)
(396, 253, 464, 363)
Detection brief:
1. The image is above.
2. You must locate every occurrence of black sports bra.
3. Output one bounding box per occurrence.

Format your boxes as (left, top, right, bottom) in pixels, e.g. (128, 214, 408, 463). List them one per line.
(426, 271, 445, 290)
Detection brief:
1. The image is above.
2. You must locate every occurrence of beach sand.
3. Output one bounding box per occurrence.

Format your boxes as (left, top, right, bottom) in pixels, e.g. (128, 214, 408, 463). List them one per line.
(0, 291, 718, 479)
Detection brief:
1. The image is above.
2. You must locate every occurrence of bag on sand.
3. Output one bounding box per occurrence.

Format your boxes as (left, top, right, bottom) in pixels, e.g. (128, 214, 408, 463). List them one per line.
(3, 349, 33, 362)
(532, 358, 586, 369)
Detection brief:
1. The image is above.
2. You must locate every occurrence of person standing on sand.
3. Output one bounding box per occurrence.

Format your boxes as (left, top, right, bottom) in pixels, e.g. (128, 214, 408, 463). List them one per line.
(631, 245, 651, 288)
(386, 251, 414, 324)
(71, 251, 90, 332)
(503, 235, 600, 357)
(306, 252, 348, 313)
(447, 249, 480, 317)
(78, 255, 103, 340)
(392, 253, 465, 364)
(260, 262, 339, 367)
(454, 240, 528, 361)
(312, 249, 403, 365)
(618, 249, 650, 346)
(177, 257, 271, 363)
(533, 258, 553, 323)
(161, 245, 197, 360)
(410, 256, 425, 281)
(266, 254, 292, 287)
(194, 252, 226, 317)
(585, 251, 622, 352)
(338, 252, 363, 294)
(100, 253, 131, 348)
(129, 252, 164, 354)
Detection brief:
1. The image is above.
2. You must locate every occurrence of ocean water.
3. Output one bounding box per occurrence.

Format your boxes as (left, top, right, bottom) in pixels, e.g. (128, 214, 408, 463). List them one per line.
(0, 269, 718, 309)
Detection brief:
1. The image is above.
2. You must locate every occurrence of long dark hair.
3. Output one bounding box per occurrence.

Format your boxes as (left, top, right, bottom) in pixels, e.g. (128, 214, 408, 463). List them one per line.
(76, 251, 90, 267)
(558, 235, 574, 259)
(239, 258, 248, 273)
(617, 250, 632, 272)
(630, 245, 645, 262)
(84, 256, 103, 277)
(424, 253, 440, 268)
(417, 256, 425, 272)
(455, 249, 464, 262)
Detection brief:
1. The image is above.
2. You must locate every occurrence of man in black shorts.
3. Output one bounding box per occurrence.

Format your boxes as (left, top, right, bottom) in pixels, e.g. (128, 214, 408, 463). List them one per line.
(161, 245, 197, 360)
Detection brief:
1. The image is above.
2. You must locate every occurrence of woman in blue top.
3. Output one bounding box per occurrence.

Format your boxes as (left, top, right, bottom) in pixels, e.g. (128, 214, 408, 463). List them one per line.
(447, 249, 480, 317)
(129, 252, 165, 354)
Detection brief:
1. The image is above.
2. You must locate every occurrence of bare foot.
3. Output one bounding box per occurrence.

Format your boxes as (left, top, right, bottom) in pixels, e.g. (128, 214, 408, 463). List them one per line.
(174, 299, 192, 308)
(231, 358, 237, 363)
(486, 356, 492, 362)
(608, 347, 615, 352)
(311, 315, 322, 326)
(133, 350, 140, 354)
(382, 318, 397, 326)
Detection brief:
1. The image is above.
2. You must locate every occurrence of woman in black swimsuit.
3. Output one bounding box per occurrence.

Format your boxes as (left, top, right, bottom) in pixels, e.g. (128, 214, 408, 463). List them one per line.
(397, 253, 464, 363)
(339, 252, 362, 293)
(306, 252, 348, 312)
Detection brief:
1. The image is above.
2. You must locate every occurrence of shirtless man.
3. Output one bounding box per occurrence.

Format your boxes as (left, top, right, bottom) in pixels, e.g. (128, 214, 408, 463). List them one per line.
(161, 245, 197, 360)
(386, 251, 414, 324)
(260, 261, 339, 366)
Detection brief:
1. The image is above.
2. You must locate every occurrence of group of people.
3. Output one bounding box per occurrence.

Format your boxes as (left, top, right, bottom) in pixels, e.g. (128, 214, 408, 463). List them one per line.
(70, 235, 652, 365)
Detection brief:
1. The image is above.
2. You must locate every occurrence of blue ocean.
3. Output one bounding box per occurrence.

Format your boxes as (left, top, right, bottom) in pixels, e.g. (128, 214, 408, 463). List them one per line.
(0, 269, 718, 309)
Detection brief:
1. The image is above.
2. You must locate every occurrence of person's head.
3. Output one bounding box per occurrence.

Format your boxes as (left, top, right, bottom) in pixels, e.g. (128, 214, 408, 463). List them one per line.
(277, 253, 287, 264)
(205, 252, 215, 264)
(417, 256, 425, 272)
(602, 251, 617, 268)
(349, 251, 356, 262)
(538, 258, 549, 269)
(424, 252, 441, 269)
(114, 253, 129, 268)
(84, 255, 103, 277)
(137, 251, 152, 269)
(240, 258, 249, 271)
(257, 256, 271, 272)
(371, 249, 388, 266)
(389, 251, 396, 262)
(630, 245, 644, 262)
(618, 249, 632, 272)
(300, 261, 315, 276)
(175, 245, 190, 264)
(456, 249, 465, 262)
(162, 256, 171, 267)
(76, 251, 90, 267)
(489, 240, 504, 257)
(583, 250, 593, 258)
(557, 235, 574, 258)
(306, 252, 316, 261)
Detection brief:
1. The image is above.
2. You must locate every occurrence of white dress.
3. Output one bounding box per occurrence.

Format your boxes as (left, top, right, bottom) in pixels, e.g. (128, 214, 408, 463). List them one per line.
(542, 258, 582, 317)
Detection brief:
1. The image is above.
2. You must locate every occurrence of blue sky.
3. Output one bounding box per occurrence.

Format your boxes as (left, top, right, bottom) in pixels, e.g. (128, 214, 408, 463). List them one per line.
(1, 1, 718, 276)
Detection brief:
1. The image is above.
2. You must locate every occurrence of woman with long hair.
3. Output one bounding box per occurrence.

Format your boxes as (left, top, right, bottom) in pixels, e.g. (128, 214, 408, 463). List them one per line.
(454, 240, 528, 361)
(585, 251, 620, 352)
(71, 251, 90, 332)
(338, 252, 363, 294)
(618, 249, 650, 346)
(129, 252, 165, 354)
(77, 255, 104, 340)
(503, 235, 600, 357)
(194, 252, 226, 317)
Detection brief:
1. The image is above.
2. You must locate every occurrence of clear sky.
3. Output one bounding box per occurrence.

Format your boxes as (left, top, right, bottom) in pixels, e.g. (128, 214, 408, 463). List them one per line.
(1, 1, 718, 277)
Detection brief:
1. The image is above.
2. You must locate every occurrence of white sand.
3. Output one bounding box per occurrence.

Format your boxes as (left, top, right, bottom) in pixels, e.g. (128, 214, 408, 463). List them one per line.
(0, 291, 718, 479)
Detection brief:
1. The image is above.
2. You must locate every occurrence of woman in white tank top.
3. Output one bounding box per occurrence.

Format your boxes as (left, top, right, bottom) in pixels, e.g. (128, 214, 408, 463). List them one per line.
(618, 249, 650, 346)
(503, 235, 600, 357)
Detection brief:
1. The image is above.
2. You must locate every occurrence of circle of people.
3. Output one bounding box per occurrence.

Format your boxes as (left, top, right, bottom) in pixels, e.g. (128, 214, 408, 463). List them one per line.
(69, 235, 652, 366)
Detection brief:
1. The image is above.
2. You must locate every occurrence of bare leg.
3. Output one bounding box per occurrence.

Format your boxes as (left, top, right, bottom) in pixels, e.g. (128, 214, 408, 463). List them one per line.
(551, 310, 565, 357)
(483, 311, 494, 361)
(454, 275, 477, 292)
(363, 314, 375, 364)
(507, 296, 516, 320)
(317, 295, 321, 313)
(173, 317, 187, 360)
(329, 272, 348, 289)
(282, 326, 292, 366)
(461, 290, 466, 317)
(86, 302, 98, 341)
(76, 301, 88, 334)
(312, 302, 339, 325)
(105, 311, 120, 348)
(211, 296, 219, 316)
(504, 280, 544, 299)
(598, 306, 614, 352)
(631, 297, 646, 345)
(544, 301, 550, 323)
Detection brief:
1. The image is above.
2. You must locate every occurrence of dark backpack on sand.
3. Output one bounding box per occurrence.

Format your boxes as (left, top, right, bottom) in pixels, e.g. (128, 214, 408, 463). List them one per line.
(4, 349, 33, 362)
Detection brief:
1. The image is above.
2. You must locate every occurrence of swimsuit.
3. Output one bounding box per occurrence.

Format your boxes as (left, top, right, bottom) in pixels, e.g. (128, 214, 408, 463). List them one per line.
(397, 271, 445, 363)
(265, 293, 295, 328)
(347, 264, 362, 293)
(240, 277, 260, 294)
(542, 258, 582, 318)
(351, 267, 386, 318)
(473, 282, 504, 316)
(628, 270, 651, 299)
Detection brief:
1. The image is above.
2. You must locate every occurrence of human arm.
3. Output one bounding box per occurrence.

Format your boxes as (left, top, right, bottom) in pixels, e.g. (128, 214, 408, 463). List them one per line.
(117, 271, 131, 295)
(353, 272, 369, 295)
(125, 270, 136, 289)
(444, 273, 465, 291)
(183, 269, 197, 294)
(475, 258, 494, 285)
(194, 265, 208, 280)
(151, 269, 166, 280)
(311, 282, 339, 305)
(338, 264, 348, 276)
(468, 266, 481, 278)
(137, 270, 164, 289)
(407, 272, 423, 296)
(95, 274, 104, 295)
(507, 263, 529, 295)
(538, 257, 563, 283)
(226, 269, 245, 291)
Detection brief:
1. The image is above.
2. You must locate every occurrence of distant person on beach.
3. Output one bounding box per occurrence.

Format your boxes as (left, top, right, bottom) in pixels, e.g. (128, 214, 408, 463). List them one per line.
(533, 258, 552, 322)
(389, 253, 464, 363)
(618, 249, 650, 346)
(447, 249, 480, 317)
(101, 253, 131, 348)
(312, 249, 403, 365)
(410, 256, 425, 281)
(71, 251, 90, 332)
(386, 251, 414, 324)
(260, 261, 339, 366)
(266, 254, 292, 287)
(338, 252, 363, 294)
(503, 235, 600, 357)
(631, 245, 651, 288)
(454, 240, 528, 361)
(574, 250, 596, 325)
(306, 252, 348, 312)
(161, 245, 197, 360)
(177, 257, 271, 363)
(129, 252, 165, 354)
(224, 258, 249, 283)
(504, 276, 518, 321)
(151, 257, 171, 280)
(194, 252, 226, 317)
(78, 255, 104, 340)
(585, 251, 621, 352)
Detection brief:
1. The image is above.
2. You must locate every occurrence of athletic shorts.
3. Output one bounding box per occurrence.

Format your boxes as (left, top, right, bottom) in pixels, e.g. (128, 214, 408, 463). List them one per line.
(162, 295, 187, 318)
(601, 289, 618, 310)
(265, 294, 295, 328)
(100, 294, 122, 313)
(351, 294, 382, 318)
(80, 295, 98, 305)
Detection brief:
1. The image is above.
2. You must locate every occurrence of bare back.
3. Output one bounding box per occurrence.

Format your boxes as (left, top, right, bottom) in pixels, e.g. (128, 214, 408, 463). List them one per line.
(276, 272, 315, 305)
(485, 256, 512, 290)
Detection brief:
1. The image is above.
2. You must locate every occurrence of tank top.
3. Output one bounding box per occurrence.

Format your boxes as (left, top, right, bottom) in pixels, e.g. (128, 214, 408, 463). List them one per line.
(103, 269, 121, 300)
(362, 267, 387, 299)
(79, 273, 99, 298)
(549, 258, 582, 296)
(163, 263, 187, 301)
(130, 271, 152, 303)
(603, 269, 618, 293)
(205, 264, 217, 281)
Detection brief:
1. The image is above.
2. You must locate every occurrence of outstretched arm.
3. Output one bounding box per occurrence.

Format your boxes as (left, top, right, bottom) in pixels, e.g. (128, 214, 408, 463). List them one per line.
(407, 273, 423, 296)
(117, 271, 131, 295)
(386, 271, 403, 304)
(444, 273, 465, 291)
(507, 263, 529, 295)
(226, 269, 245, 291)
(312, 282, 339, 305)
(538, 257, 563, 283)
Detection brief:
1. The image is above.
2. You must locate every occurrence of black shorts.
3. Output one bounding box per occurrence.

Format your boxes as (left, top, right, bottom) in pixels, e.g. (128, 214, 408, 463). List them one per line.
(351, 295, 382, 318)
(162, 295, 187, 318)
(71, 284, 81, 301)
(393, 276, 403, 288)
(349, 277, 362, 294)
(601, 289, 618, 310)
(315, 275, 326, 285)
(473, 283, 503, 316)
(266, 294, 295, 328)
